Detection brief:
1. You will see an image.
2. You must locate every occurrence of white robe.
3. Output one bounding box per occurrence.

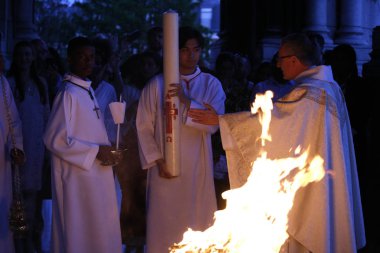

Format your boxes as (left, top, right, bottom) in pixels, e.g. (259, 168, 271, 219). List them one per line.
(0, 75, 23, 253)
(43, 74, 122, 253)
(136, 67, 226, 253)
(220, 65, 366, 253)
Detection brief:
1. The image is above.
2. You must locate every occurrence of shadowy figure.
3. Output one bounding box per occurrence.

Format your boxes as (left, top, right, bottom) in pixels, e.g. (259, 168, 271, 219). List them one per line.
(329, 43, 373, 253)
(8, 40, 50, 253)
(116, 51, 161, 253)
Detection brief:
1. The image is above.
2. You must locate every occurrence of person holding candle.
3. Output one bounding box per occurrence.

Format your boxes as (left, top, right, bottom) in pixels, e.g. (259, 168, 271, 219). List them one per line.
(136, 26, 226, 253)
(43, 36, 122, 253)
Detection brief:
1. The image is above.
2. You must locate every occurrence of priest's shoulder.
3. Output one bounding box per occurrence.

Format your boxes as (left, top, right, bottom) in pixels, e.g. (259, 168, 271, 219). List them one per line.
(278, 86, 309, 103)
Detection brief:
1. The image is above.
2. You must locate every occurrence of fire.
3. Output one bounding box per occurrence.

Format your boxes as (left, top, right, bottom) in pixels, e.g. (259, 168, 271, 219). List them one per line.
(170, 91, 325, 253)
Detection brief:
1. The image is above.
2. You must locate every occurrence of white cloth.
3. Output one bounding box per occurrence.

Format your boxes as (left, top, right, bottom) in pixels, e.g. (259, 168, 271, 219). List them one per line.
(136, 67, 226, 253)
(43, 74, 122, 253)
(0, 75, 23, 253)
(94, 80, 117, 143)
(219, 65, 366, 253)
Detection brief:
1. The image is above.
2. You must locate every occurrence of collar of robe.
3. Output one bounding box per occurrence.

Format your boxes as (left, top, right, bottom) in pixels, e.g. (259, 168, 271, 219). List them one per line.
(64, 73, 92, 88)
(181, 66, 201, 90)
(63, 73, 100, 118)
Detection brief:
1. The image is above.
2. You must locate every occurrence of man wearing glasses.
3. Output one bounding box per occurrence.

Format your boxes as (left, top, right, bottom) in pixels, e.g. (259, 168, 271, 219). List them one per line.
(189, 33, 366, 253)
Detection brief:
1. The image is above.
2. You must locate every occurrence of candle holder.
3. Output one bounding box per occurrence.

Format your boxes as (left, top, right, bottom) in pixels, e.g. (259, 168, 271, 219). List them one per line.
(100, 148, 127, 166)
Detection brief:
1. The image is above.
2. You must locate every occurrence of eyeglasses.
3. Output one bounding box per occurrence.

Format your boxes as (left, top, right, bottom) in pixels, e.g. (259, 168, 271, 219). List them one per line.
(277, 55, 294, 61)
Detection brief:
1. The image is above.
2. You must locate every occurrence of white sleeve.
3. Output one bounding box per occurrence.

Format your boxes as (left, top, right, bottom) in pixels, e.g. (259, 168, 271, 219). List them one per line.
(136, 78, 163, 170)
(43, 89, 99, 171)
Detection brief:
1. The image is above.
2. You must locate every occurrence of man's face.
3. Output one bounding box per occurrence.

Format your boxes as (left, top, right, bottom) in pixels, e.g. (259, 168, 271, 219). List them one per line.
(15, 46, 34, 71)
(68, 46, 95, 78)
(276, 45, 299, 80)
(179, 38, 201, 74)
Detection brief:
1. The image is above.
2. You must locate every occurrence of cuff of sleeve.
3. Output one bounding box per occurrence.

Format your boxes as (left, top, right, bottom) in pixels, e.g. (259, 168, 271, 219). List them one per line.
(184, 100, 204, 125)
(143, 152, 163, 170)
(83, 144, 99, 170)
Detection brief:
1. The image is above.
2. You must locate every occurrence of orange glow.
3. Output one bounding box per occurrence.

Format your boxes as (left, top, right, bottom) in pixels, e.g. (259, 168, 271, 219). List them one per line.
(170, 91, 325, 253)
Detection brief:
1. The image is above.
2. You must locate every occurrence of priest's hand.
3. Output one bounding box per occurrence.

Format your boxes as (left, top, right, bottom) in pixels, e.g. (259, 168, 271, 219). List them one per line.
(156, 158, 176, 179)
(97, 145, 122, 166)
(169, 83, 191, 108)
(188, 103, 219, 126)
(10, 148, 25, 166)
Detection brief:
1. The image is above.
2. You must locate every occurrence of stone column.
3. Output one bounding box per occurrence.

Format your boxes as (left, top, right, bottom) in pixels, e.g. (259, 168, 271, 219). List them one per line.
(259, 0, 283, 62)
(13, 0, 38, 41)
(335, 0, 364, 45)
(0, 0, 9, 51)
(362, 26, 380, 81)
(303, 0, 333, 47)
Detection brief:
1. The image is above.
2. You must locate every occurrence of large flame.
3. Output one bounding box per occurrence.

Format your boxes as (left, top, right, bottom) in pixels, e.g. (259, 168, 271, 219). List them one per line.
(170, 91, 325, 253)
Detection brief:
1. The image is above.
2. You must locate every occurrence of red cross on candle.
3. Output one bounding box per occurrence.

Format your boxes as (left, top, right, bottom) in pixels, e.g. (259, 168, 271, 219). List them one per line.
(165, 101, 178, 137)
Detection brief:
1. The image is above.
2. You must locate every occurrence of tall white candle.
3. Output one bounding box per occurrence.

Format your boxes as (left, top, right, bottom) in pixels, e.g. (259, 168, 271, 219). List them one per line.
(163, 10, 181, 177)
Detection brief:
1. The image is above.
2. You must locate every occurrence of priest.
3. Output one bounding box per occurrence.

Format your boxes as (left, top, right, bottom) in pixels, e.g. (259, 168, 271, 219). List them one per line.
(188, 33, 366, 253)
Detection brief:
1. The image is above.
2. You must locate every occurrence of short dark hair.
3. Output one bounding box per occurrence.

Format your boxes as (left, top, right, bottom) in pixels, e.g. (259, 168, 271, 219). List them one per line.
(67, 36, 93, 58)
(281, 33, 320, 66)
(179, 26, 204, 49)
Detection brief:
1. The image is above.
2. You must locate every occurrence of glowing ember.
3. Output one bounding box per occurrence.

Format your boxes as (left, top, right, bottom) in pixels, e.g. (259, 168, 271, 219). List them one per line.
(170, 91, 325, 253)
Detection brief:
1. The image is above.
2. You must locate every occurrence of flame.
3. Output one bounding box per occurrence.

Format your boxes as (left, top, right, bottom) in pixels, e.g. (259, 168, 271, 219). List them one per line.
(170, 91, 325, 253)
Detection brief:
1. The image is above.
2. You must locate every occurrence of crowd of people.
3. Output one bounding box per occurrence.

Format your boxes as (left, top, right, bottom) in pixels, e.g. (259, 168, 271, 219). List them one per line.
(0, 23, 378, 253)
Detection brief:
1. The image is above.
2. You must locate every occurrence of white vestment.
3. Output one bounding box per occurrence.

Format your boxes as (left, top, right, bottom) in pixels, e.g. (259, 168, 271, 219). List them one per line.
(43, 74, 122, 253)
(220, 65, 366, 253)
(136, 67, 226, 253)
(0, 75, 23, 253)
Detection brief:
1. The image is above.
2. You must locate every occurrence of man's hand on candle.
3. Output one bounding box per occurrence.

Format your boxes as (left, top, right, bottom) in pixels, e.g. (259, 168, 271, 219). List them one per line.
(188, 103, 219, 126)
(169, 83, 191, 108)
(156, 158, 176, 179)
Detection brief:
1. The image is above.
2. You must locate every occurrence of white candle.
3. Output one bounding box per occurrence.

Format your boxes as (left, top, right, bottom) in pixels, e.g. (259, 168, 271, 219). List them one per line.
(109, 95, 125, 150)
(163, 10, 181, 177)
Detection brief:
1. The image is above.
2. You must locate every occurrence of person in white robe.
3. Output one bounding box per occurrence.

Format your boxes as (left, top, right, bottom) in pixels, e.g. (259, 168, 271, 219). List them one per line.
(43, 37, 122, 253)
(188, 33, 366, 253)
(0, 73, 25, 253)
(136, 26, 226, 253)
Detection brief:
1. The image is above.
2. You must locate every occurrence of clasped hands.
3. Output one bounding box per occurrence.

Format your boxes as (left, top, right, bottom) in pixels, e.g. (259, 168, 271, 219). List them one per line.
(97, 145, 123, 166)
